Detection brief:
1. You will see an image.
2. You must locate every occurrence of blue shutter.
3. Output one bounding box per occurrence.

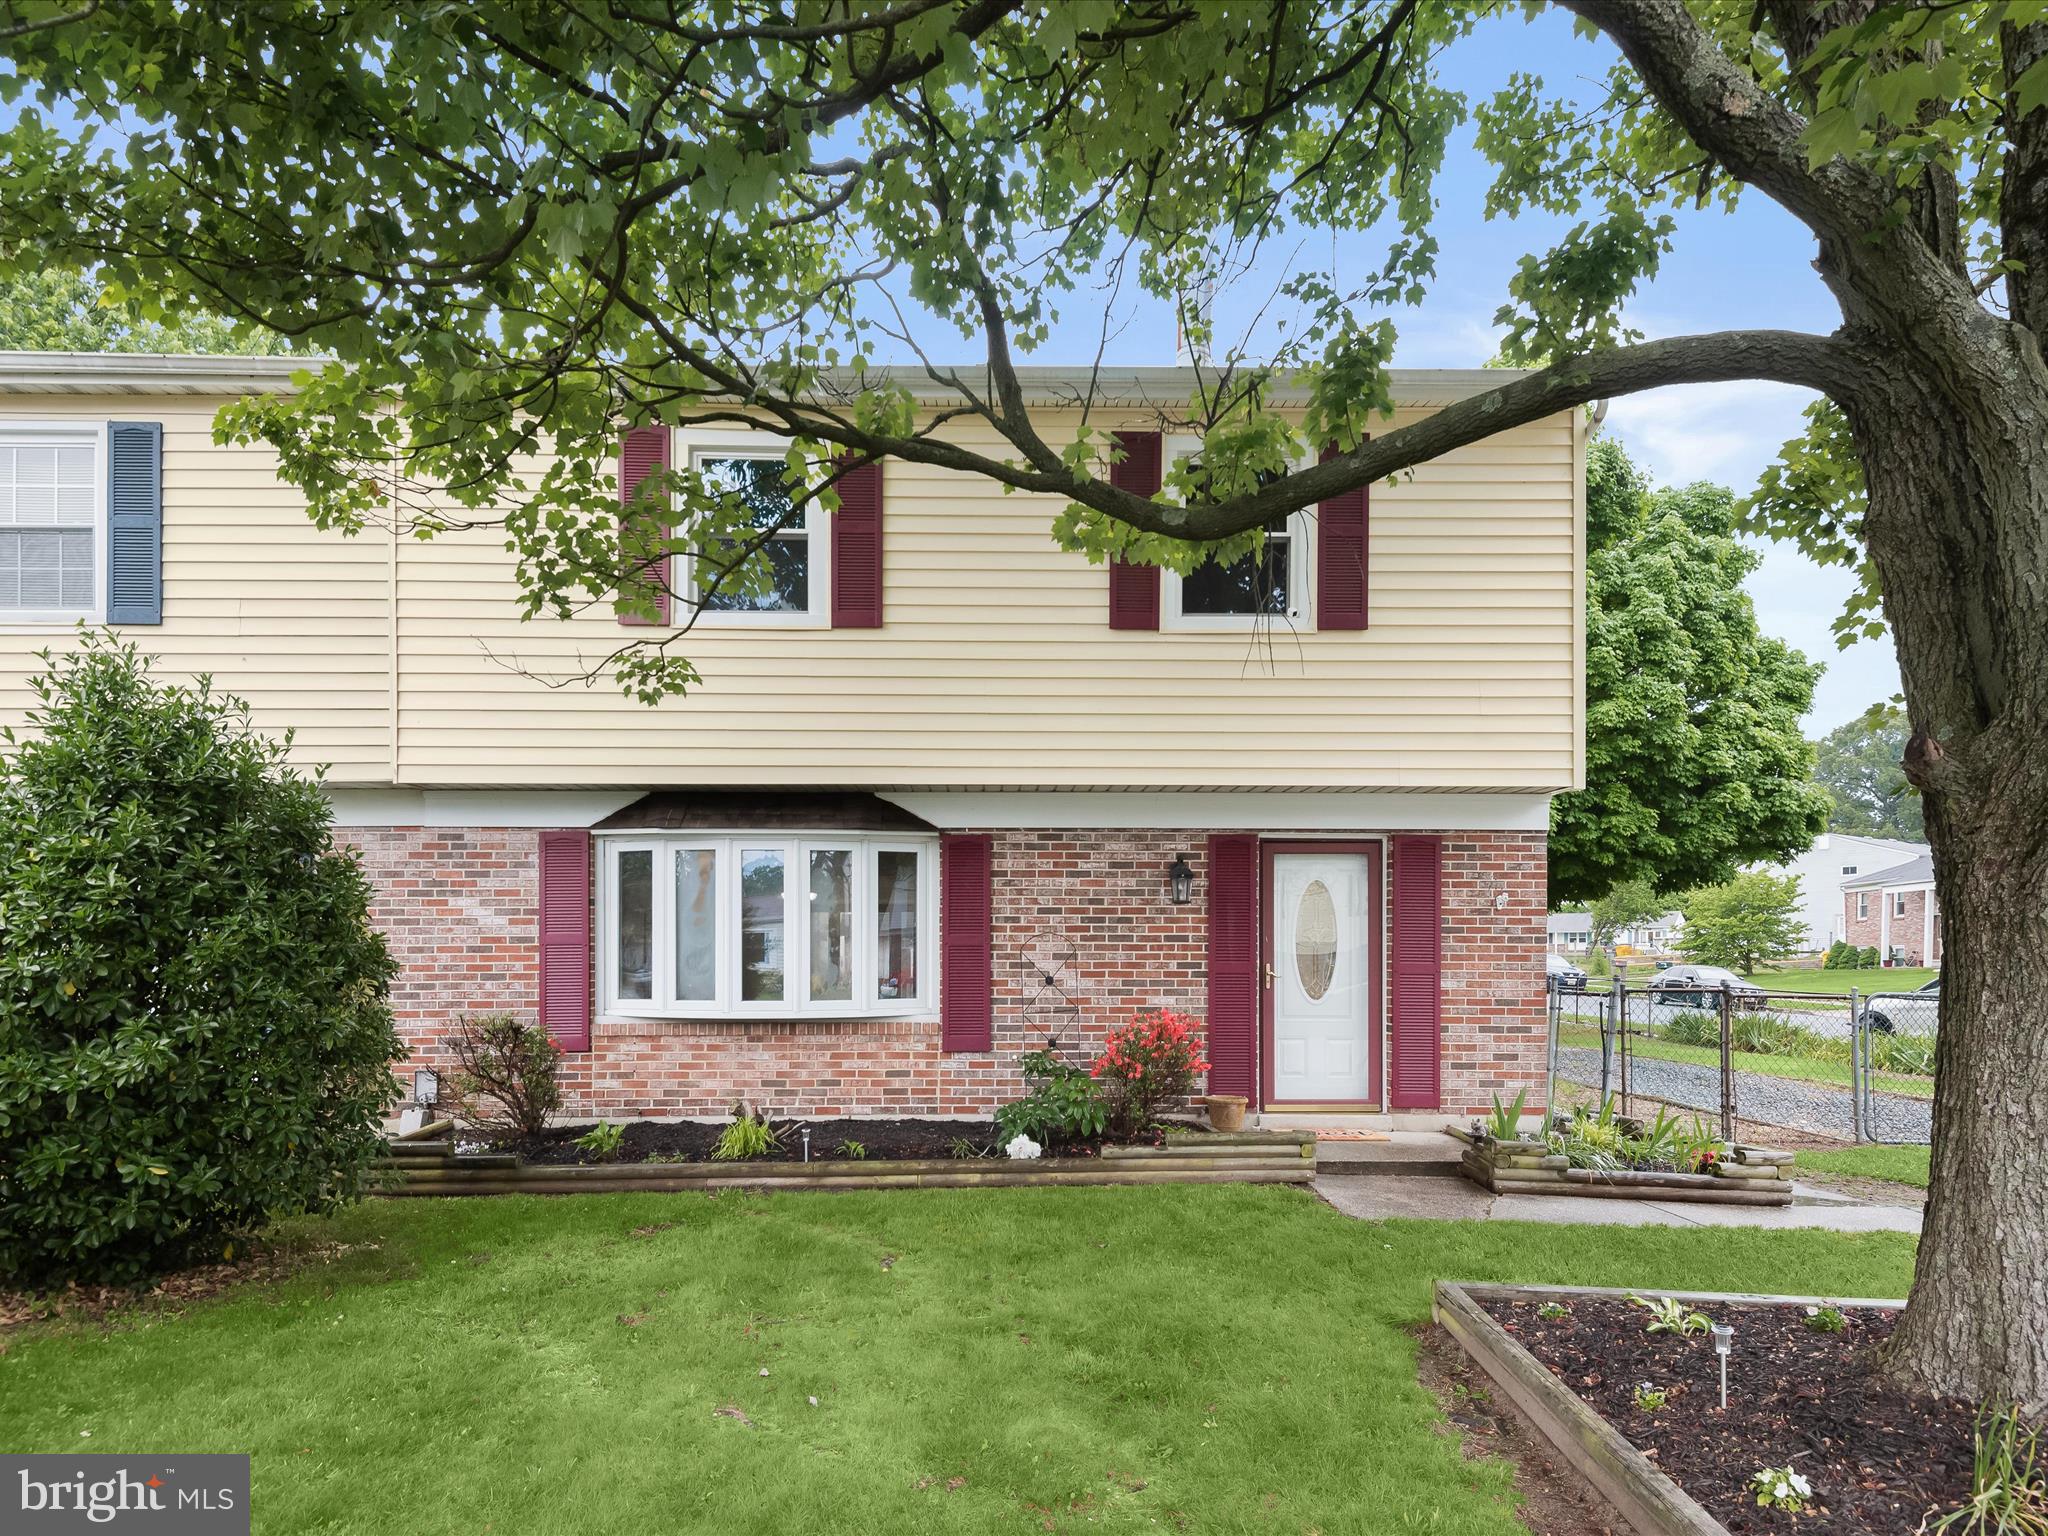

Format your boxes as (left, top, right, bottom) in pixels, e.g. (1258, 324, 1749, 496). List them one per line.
(106, 421, 163, 624)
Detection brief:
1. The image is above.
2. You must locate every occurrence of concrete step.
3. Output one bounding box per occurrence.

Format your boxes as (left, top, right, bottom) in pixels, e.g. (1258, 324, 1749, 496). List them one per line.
(1312, 1133, 1464, 1178)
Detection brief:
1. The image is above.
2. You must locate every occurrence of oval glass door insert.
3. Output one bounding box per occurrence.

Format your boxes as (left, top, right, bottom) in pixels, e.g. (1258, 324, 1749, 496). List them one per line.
(1295, 878, 1339, 1000)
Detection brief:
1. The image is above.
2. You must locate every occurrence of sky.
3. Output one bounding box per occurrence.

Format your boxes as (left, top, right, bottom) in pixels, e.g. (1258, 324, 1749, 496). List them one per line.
(998, 6, 1900, 734)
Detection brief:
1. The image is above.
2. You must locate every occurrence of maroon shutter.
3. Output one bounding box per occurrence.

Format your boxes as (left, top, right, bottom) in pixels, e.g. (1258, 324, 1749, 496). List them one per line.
(831, 457, 885, 628)
(1205, 834, 1258, 1099)
(1107, 429, 1162, 630)
(617, 425, 670, 626)
(940, 833, 993, 1052)
(1316, 440, 1369, 630)
(1388, 834, 1443, 1108)
(538, 829, 593, 1052)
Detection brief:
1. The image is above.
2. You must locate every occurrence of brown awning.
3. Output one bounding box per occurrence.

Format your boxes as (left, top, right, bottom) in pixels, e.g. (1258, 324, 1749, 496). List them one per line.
(592, 790, 936, 833)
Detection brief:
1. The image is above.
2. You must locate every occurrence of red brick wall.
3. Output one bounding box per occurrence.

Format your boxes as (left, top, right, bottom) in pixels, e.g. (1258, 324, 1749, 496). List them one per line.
(344, 824, 1546, 1120)
(1843, 887, 1942, 966)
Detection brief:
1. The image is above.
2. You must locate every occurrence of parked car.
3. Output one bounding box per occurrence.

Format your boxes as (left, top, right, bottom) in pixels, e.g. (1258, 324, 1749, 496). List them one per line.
(1865, 974, 1940, 1035)
(1546, 953, 1588, 991)
(1645, 964, 1768, 1010)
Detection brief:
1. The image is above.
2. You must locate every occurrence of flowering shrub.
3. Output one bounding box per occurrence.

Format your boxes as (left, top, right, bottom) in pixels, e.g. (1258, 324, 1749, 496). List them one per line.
(1091, 1008, 1211, 1137)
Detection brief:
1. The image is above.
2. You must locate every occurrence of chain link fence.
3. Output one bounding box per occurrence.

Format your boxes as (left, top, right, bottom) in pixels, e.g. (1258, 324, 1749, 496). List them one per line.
(1546, 978, 1934, 1145)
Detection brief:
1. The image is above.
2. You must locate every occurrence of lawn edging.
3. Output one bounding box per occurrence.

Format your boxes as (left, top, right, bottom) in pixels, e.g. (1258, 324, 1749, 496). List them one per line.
(376, 1129, 1316, 1196)
(1431, 1282, 1906, 1536)
(1445, 1128, 1796, 1206)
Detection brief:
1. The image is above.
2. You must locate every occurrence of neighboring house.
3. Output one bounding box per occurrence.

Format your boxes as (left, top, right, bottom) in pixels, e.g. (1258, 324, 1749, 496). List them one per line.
(1765, 832, 1928, 951)
(1546, 912, 1682, 956)
(0, 352, 1587, 1126)
(1842, 855, 1942, 967)
(1547, 914, 1593, 951)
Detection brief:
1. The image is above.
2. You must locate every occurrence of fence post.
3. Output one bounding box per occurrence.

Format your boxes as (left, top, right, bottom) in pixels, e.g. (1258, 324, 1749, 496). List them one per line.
(1544, 979, 1558, 1128)
(1849, 987, 1864, 1143)
(1600, 981, 1616, 1104)
(1618, 979, 1631, 1117)
(1717, 982, 1735, 1143)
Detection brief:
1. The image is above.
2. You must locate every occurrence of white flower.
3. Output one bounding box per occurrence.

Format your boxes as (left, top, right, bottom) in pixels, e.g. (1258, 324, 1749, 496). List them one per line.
(1789, 1472, 1812, 1496)
(1804, 1305, 1819, 1316)
(1005, 1133, 1042, 1160)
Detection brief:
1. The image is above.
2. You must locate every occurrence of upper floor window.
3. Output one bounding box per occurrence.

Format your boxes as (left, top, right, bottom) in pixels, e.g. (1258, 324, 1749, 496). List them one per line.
(599, 831, 935, 1020)
(1841, 865, 1857, 875)
(680, 433, 828, 625)
(1161, 436, 1309, 629)
(0, 424, 103, 623)
(1856, 892, 1870, 919)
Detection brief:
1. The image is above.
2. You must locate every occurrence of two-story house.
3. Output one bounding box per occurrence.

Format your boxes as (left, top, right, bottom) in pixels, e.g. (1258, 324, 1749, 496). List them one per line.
(0, 352, 1585, 1127)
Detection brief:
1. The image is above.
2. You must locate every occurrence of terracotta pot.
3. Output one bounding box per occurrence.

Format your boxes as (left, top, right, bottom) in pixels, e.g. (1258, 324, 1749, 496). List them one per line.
(1202, 1094, 1248, 1133)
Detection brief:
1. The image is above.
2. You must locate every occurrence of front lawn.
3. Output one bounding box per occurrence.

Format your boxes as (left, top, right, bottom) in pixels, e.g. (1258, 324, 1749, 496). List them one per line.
(1743, 966, 1939, 994)
(1798, 1144, 1932, 1188)
(0, 1188, 1917, 1535)
(1558, 1021, 1935, 1099)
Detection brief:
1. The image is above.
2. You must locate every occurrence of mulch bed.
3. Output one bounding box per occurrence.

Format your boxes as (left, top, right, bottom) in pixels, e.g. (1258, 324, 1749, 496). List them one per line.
(487, 1117, 1102, 1166)
(1, 1239, 371, 1336)
(1480, 1294, 1976, 1534)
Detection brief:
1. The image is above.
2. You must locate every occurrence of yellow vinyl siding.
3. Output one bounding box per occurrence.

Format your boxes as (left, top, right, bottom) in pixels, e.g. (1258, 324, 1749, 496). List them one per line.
(0, 394, 1582, 791)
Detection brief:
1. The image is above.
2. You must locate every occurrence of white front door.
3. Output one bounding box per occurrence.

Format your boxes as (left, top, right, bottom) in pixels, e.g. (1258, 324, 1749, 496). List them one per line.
(1269, 851, 1375, 1103)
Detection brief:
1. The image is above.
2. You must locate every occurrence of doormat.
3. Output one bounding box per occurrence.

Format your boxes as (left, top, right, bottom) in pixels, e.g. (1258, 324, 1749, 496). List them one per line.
(1311, 1130, 1391, 1142)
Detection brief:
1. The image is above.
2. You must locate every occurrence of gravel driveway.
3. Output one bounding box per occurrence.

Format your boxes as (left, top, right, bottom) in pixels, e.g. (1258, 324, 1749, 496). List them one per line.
(1554, 1045, 1931, 1143)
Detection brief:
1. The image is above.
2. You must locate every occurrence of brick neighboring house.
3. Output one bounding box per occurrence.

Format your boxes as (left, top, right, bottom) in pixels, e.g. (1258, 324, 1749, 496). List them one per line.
(1842, 855, 1943, 967)
(0, 353, 1587, 1128)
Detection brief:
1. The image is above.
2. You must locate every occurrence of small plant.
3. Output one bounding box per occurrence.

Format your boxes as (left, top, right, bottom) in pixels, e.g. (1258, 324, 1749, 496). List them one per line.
(445, 1012, 563, 1137)
(712, 1103, 781, 1162)
(1629, 1293, 1712, 1337)
(837, 1139, 869, 1160)
(1750, 1465, 1813, 1512)
(575, 1120, 626, 1160)
(995, 1039, 1110, 1149)
(1092, 1007, 1211, 1138)
(1675, 1115, 1722, 1174)
(1661, 1010, 1720, 1048)
(644, 1150, 689, 1165)
(1484, 1086, 1531, 1141)
(1537, 1301, 1570, 1320)
(1803, 1304, 1847, 1334)
(1633, 1382, 1670, 1412)
(1925, 1403, 2048, 1536)
(946, 1137, 986, 1160)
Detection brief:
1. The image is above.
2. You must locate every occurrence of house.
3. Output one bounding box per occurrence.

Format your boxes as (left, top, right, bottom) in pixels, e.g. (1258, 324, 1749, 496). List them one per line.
(0, 352, 1587, 1127)
(1546, 912, 1681, 956)
(1765, 832, 1927, 951)
(1842, 855, 1942, 966)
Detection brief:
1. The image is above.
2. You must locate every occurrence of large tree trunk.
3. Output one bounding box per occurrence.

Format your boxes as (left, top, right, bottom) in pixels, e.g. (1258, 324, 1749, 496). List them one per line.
(1848, 354, 2048, 1409)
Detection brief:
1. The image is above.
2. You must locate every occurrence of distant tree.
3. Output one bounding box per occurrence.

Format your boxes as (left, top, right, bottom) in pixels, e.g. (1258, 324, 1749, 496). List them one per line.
(1549, 439, 1831, 904)
(1813, 703, 1923, 840)
(0, 271, 293, 356)
(1676, 872, 1807, 978)
(1588, 878, 1667, 954)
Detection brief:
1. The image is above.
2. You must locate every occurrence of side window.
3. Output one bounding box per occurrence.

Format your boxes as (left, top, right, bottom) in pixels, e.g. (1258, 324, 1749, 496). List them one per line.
(679, 438, 828, 623)
(0, 424, 102, 622)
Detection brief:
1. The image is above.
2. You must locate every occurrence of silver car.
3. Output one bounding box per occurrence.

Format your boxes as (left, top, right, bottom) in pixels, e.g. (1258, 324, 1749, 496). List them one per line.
(1645, 964, 1768, 1010)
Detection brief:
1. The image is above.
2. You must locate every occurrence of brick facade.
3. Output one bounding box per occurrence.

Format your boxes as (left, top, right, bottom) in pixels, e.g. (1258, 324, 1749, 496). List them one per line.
(346, 824, 1547, 1121)
(1843, 886, 1943, 966)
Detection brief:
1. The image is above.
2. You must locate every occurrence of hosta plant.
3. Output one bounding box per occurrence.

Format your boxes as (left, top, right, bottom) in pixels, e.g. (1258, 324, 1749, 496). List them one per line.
(1629, 1294, 1712, 1337)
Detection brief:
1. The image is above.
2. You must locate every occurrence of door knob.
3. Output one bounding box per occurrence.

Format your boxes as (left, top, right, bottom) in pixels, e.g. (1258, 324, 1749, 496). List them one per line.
(1263, 962, 1276, 989)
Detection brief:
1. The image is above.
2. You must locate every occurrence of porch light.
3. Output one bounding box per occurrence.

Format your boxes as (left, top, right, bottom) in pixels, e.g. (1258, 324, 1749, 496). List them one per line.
(1167, 854, 1195, 905)
(412, 1068, 439, 1107)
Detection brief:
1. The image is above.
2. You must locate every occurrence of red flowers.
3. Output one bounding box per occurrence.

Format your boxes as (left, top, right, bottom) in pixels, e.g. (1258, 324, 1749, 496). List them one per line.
(1092, 1007, 1210, 1136)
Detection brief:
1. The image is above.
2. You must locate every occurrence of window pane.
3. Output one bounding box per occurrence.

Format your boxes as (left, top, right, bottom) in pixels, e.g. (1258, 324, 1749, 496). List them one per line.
(615, 849, 654, 1002)
(674, 848, 717, 1002)
(1180, 520, 1290, 615)
(876, 851, 920, 1002)
(808, 849, 854, 1003)
(698, 456, 808, 612)
(740, 848, 786, 1001)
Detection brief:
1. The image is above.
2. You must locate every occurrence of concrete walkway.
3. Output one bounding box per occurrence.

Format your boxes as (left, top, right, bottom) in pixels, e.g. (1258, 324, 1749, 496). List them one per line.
(1314, 1171, 1923, 1233)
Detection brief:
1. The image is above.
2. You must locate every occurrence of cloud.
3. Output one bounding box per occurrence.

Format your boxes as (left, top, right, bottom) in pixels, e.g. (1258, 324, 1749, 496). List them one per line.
(1602, 379, 1818, 491)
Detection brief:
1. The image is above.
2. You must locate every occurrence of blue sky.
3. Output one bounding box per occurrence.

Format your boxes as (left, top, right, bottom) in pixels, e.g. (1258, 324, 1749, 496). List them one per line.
(1002, 7, 1898, 733)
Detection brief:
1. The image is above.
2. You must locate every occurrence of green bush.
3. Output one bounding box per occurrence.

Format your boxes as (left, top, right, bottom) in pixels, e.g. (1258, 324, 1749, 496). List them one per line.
(1660, 1010, 1720, 1047)
(1587, 948, 1612, 977)
(1823, 940, 1852, 969)
(1869, 1031, 1936, 1077)
(0, 635, 400, 1286)
(1858, 945, 1881, 968)
(445, 1012, 561, 1136)
(711, 1103, 778, 1161)
(995, 1041, 1108, 1148)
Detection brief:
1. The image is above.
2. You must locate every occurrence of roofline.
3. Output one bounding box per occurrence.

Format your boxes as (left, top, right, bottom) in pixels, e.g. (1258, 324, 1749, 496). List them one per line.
(0, 352, 1534, 409)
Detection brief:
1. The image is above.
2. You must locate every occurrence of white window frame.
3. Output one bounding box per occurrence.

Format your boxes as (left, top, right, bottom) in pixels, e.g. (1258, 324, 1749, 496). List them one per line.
(1159, 432, 1313, 631)
(1856, 892, 1870, 920)
(597, 830, 939, 1021)
(0, 421, 108, 627)
(673, 427, 830, 628)
(1892, 890, 1909, 918)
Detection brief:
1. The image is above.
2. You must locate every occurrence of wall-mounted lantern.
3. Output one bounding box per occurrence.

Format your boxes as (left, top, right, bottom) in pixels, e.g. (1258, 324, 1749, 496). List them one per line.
(1167, 853, 1195, 905)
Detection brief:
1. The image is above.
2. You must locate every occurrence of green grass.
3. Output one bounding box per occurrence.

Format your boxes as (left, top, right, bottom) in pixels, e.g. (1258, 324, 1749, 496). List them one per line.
(1797, 1144, 1932, 1188)
(1559, 1023, 1935, 1100)
(1742, 967, 1938, 994)
(0, 1188, 1918, 1535)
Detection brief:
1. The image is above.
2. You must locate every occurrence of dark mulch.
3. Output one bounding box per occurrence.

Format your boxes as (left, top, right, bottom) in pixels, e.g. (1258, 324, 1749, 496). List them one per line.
(489, 1117, 1072, 1166)
(1, 1239, 372, 1335)
(1481, 1294, 1976, 1534)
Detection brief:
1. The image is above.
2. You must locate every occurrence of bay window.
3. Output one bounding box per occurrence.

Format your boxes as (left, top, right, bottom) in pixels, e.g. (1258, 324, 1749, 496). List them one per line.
(599, 833, 936, 1018)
